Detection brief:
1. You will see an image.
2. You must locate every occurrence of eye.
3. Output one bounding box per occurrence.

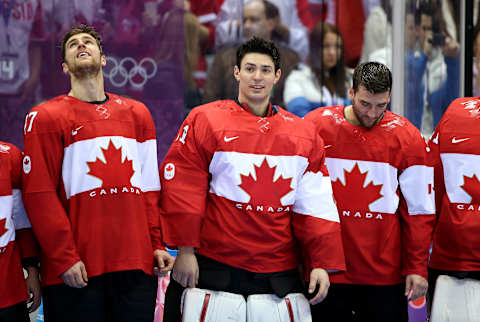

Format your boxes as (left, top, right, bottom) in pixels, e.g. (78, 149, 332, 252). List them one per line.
(246, 66, 254, 72)
(262, 68, 271, 74)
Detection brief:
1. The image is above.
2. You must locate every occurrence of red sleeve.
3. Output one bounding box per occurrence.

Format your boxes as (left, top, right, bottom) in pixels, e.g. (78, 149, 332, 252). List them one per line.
(140, 105, 164, 251)
(22, 106, 81, 277)
(190, 0, 216, 51)
(159, 109, 212, 248)
(292, 133, 345, 274)
(7, 143, 41, 261)
(399, 127, 436, 279)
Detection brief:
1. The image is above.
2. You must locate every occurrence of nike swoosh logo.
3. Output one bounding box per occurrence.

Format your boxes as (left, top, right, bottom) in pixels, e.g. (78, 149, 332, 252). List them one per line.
(224, 136, 239, 142)
(72, 126, 84, 136)
(452, 137, 470, 144)
(324, 145, 332, 149)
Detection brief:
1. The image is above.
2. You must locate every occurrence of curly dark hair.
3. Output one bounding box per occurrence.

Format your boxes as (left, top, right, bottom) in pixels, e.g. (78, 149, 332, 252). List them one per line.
(352, 62, 392, 94)
(61, 24, 104, 62)
(236, 36, 281, 72)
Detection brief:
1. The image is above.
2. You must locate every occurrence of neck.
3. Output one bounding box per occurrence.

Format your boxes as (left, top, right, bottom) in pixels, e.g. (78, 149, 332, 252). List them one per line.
(344, 105, 360, 126)
(238, 95, 270, 117)
(68, 71, 106, 102)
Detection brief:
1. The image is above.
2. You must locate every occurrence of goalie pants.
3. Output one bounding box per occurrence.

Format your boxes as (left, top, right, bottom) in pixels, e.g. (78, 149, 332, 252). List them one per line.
(310, 283, 408, 322)
(163, 254, 304, 322)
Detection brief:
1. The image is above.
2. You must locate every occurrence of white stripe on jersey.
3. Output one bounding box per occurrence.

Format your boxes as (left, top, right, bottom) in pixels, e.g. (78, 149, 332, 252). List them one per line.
(325, 158, 399, 214)
(441, 153, 480, 203)
(0, 195, 16, 248)
(12, 189, 31, 230)
(399, 165, 435, 214)
(209, 151, 308, 205)
(293, 172, 340, 223)
(62, 136, 160, 199)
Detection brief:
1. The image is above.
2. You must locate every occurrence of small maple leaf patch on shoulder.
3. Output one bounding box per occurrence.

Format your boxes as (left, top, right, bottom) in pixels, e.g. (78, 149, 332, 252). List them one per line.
(332, 163, 383, 210)
(87, 140, 135, 187)
(461, 174, 480, 204)
(238, 158, 293, 208)
(0, 218, 8, 238)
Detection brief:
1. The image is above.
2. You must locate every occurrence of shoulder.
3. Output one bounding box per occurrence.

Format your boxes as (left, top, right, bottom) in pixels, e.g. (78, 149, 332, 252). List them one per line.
(286, 63, 312, 80)
(381, 111, 423, 141)
(304, 105, 345, 124)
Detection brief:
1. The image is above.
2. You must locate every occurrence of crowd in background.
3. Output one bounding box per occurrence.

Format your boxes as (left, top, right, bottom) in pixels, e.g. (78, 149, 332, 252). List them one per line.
(0, 0, 479, 156)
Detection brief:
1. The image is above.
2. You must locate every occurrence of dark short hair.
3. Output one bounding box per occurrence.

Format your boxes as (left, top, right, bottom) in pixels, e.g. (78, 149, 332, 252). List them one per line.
(352, 62, 392, 94)
(61, 24, 103, 61)
(263, 0, 279, 20)
(236, 36, 281, 71)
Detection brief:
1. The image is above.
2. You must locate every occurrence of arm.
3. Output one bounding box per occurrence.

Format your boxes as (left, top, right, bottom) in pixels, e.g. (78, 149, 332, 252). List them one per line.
(398, 129, 436, 300)
(22, 107, 84, 287)
(292, 133, 345, 304)
(9, 144, 41, 311)
(284, 69, 311, 117)
(140, 105, 174, 274)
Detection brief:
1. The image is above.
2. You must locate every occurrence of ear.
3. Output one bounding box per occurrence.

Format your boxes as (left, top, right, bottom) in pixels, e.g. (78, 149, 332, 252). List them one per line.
(101, 55, 106, 67)
(273, 68, 281, 84)
(234, 65, 240, 82)
(62, 62, 69, 74)
(348, 87, 354, 101)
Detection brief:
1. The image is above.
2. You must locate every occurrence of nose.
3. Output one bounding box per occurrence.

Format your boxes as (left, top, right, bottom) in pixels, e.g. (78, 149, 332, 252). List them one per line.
(253, 69, 262, 80)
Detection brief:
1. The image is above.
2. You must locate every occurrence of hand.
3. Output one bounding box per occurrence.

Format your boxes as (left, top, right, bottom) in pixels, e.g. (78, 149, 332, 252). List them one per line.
(61, 261, 88, 288)
(405, 274, 428, 301)
(308, 268, 330, 305)
(442, 36, 460, 58)
(153, 249, 175, 277)
(25, 266, 41, 312)
(171, 246, 198, 288)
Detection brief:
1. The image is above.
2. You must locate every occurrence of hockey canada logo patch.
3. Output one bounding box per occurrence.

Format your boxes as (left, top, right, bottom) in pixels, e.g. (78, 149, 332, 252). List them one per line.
(332, 163, 385, 220)
(86, 140, 141, 197)
(237, 158, 293, 214)
(164, 163, 175, 180)
(23, 156, 31, 174)
(461, 174, 480, 204)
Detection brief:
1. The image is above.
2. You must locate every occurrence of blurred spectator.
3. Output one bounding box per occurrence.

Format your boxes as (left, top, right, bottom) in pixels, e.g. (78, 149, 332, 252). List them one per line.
(215, 0, 312, 60)
(184, 11, 203, 115)
(360, 0, 391, 64)
(284, 22, 352, 117)
(186, 0, 215, 94)
(473, 25, 480, 97)
(405, 0, 459, 131)
(0, 0, 44, 148)
(203, 0, 299, 106)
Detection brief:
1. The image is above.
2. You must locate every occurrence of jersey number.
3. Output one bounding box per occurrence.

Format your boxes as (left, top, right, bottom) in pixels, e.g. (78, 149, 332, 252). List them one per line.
(24, 111, 38, 134)
(177, 125, 189, 144)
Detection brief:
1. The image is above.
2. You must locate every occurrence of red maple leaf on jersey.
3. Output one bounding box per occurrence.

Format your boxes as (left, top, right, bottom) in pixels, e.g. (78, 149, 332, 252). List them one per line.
(239, 158, 293, 208)
(87, 140, 134, 187)
(0, 218, 8, 238)
(461, 174, 480, 204)
(332, 163, 383, 210)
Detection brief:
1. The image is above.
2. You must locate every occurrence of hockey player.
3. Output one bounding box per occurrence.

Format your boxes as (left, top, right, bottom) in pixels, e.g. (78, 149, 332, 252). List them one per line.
(160, 36, 345, 322)
(427, 97, 480, 320)
(305, 62, 436, 322)
(22, 25, 174, 322)
(0, 141, 41, 321)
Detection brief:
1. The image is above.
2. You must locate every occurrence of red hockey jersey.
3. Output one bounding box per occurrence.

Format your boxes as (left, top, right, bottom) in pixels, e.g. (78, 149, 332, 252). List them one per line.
(428, 97, 480, 271)
(0, 142, 37, 309)
(305, 106, 435, 285)
(22, 93, 162, 286)
(160, 100, 345, 274)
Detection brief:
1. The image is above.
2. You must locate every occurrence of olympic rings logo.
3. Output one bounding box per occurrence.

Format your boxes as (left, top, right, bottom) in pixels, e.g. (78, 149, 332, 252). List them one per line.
(104, 56, 157, 89)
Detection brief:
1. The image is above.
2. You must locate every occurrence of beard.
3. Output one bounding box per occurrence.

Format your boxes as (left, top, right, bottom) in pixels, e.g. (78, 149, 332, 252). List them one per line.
(66, 57, 102, 79)
(352, 102, 385, 129)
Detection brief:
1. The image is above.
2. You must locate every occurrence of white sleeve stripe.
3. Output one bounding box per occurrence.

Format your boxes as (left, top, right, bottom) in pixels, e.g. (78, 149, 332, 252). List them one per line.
(197, 13, 217, 24)
(293, 172, 340, 223)
(399, 165, 435, 214)
(138, 139, 160, 192)
(12, 189, 32, 229)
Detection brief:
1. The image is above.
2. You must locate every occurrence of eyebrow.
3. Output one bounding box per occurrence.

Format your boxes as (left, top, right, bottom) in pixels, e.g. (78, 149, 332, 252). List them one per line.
(66, 35, 95, 46)
(244, 62, 273, 69)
